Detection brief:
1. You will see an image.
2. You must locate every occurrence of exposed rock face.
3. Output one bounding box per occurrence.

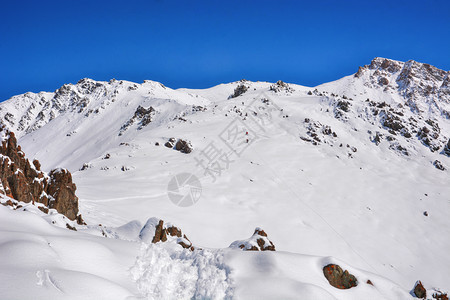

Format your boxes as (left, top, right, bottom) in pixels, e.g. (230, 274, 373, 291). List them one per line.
(270, 80, 294, 93)
(433, 291, 449, 300)
(175, 139, 193, 154)
(354, 57, 450, 116)
(164, 138, 193, 154)
(230, 83, 248, 98)
(229, 227, 276, 251)
(0, 126, 81, 221)
(413, 280, 427, 299)
(139, 218, 194, 250)
(119, 105, 155, 136)
(323, 264, 358, 289)
(164, 138, 176, 148)
(444, 139, 450, 156)
(47, 168, 79, 220)
(433, 160, 446, 171)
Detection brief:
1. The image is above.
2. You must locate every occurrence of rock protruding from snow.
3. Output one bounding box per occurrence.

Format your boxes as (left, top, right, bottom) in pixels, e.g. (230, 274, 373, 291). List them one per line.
(164, 138, 193, 154)
(229, 228, 276, 251)
(165, 137, 176, 149)
(119, 105, 155, 136)
(139, 218, 194, 250)
(432, 291, 449, 300)
(175, 139, 193, 154)
(323, 264, 358, 289)
(270, 80, 294, 93)
(413, 280, 427, 299)
(443, 139, 450, 156)
(353, 57, 450, 116)
(230, 83, 249, 98)
(433, 160, 446, 171)
(0, 126, 82, 221)
(47, 168, 79, 220)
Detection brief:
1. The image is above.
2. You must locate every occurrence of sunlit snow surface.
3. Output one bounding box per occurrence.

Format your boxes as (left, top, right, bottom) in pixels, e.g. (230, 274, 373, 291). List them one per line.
(0, 76, 449, 299)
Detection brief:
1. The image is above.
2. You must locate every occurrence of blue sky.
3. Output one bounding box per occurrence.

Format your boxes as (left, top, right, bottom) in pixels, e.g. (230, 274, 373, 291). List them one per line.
(1, 0, 449, 101)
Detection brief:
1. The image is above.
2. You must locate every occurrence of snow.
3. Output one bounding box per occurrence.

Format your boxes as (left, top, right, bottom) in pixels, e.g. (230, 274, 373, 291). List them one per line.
(0, 63, 449, 298)
(0, 205, 140, 300)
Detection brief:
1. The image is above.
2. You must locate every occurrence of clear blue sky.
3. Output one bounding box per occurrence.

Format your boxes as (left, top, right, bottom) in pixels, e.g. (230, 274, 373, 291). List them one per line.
(1, 0, 449, 101)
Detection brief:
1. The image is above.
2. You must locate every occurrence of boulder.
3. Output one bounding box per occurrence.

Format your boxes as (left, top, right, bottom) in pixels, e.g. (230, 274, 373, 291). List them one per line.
(413, 280, 427, 299)
(139, 218, 194, 250)
(229, 227, 276, 251)
(175, 139, 193, 154)
(165, 138, 176, 148)
(433, 160, 445, 171)
(323, 264, 358, 289)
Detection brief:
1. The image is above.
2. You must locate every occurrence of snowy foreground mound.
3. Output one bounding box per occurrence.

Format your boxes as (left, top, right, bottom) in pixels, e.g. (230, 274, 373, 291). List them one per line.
(0, 57, 449, 299)
(0, 204, 418, 300)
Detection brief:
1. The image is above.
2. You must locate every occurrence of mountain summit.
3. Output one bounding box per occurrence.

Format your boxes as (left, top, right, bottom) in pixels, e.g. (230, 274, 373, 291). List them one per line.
(0, 58, 449, 299)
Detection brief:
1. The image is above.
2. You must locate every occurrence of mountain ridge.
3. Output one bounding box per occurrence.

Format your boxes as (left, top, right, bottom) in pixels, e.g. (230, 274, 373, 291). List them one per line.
(0, 57, 449, 297)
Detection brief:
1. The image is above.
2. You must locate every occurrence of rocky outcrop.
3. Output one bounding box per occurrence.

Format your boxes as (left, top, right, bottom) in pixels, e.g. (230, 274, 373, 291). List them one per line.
(165, 137, 176, 148)
(433, 160, 446, 171)
(165, 138, 193, 154)
(229, 228, 276, 251)
(175, 139, 193, 154)
(270, 80, 294, 93)
(354, 57, 449, 116)
(433, 291, 449, 300)
(47, 168, 79, 220)
(323, 264, 358, 289)
(139, 218, 194, 250)
(413, 280, 427, 299)
(230, 83, 248, 98)
(119, 105, 155, 136)
(0, 126, 82, 221)
(443, 139, 450, 156)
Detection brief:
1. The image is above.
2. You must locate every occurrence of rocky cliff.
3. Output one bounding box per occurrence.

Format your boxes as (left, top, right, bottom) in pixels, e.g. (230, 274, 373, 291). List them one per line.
(0, 126, 81, 221)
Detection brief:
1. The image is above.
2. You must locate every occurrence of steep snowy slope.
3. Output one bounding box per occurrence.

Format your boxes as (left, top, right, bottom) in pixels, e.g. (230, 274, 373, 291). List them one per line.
(0, 58, 449, 299)
(0, 78, 210, 170)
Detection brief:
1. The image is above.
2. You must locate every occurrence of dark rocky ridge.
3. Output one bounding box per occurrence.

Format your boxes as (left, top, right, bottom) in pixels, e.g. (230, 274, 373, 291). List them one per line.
(0, 126, 82, 221)
(355, 57, 450, 116)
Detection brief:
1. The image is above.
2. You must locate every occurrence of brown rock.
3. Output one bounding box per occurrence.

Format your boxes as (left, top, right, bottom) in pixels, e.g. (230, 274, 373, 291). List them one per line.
(47, 168, 79, 220)
(175, 139, 193, 154)
(413, 281, 427, 299)
(152, 220, 166, 243)
(66, 223, 77, 231)
(323, 264, 358, 289)
(38, 206, 49, 214)
(2, 199, 14, 207)
(433, 292, 449, 300)
(165, 138, 176, 148)
(32, 159, 41, 171)
(76, 214, 86, 225)
(231, 228, 276, 251)
(10, 170, 33, 203)
(167, 225, 182, 237)
(149, 219, 193, 250)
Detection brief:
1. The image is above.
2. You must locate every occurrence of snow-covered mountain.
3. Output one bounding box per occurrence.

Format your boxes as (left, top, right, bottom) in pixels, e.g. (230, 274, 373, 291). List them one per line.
(0, 58, 449, 299)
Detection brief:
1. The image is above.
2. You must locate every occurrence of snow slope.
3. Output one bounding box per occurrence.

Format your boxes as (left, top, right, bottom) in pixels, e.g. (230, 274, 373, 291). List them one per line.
(0, 202, 416, 300)
(0, 58, 449, 299)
